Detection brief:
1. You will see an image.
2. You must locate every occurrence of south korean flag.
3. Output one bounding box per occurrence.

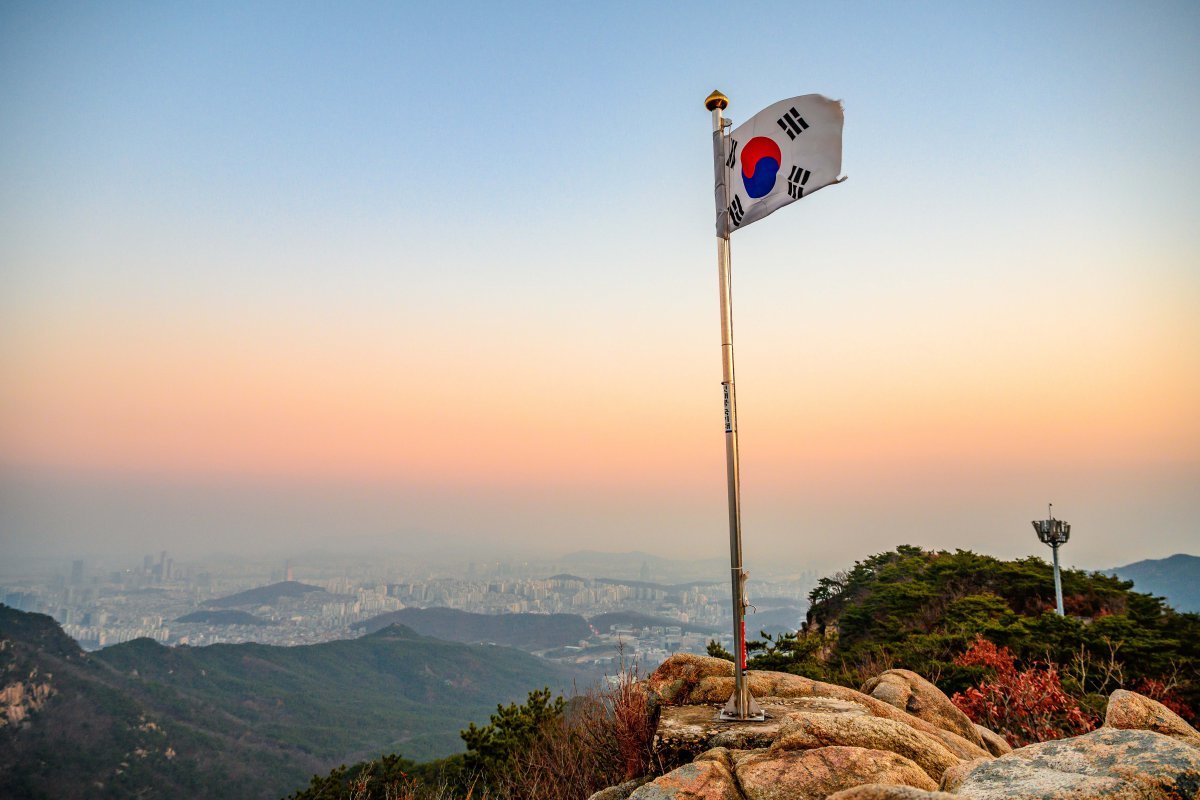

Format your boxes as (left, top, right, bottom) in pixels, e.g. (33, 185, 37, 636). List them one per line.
(718, 94, 844, 236)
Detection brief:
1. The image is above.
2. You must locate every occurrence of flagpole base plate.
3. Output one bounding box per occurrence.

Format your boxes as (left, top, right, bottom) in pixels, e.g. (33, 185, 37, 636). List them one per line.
(719, 691, 766, 722)
(718, 708, 767, 722)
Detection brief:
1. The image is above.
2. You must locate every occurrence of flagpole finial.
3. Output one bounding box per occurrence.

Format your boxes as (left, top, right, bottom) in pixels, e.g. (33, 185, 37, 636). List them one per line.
(705, 90, 729, 111)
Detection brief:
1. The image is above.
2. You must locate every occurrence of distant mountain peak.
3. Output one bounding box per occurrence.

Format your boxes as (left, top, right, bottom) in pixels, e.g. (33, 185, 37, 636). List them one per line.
(355, 607, 592, 649)
(202, 580, 326, 608)
(1113, 553, 1198, 569)
(362, 622, 424, 640)
(1107, 553, 1200, 613)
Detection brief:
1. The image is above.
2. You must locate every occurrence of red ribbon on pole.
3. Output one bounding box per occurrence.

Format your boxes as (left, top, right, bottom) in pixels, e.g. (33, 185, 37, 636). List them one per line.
(740, 620, 747, 669)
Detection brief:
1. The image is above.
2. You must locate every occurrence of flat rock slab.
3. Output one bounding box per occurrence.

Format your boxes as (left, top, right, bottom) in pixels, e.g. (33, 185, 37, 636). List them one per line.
(943, 728, 1200, 799)
(655, 697, 868, 769)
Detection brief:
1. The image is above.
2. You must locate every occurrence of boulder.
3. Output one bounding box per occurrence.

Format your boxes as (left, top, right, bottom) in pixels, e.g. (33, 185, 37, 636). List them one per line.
(646, 656, 989, 762)
(693, 747, 736, 769)
(1104, 688, 1200, 749)
(862, 669, 985, 749)
(941, 727, 1200, 799)
(774, 711, 962, 781)
(827, 786, 960, 800)
(701, 676, 987, 762)
(647, 654, 733, 705)
(627, 759, 741, 800)
(974, 724, 1012, 756)
(735, 746, 939, 800)
(587, 776, 654, 800)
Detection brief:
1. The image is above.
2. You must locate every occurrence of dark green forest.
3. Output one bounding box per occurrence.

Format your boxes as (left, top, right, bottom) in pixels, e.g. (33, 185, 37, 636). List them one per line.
(0, 609, 576, 800)
(738, 546, 1200, 717)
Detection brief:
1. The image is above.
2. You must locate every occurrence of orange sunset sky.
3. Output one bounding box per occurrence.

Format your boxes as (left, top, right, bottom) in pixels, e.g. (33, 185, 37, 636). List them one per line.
(2, 2, 1198, 572)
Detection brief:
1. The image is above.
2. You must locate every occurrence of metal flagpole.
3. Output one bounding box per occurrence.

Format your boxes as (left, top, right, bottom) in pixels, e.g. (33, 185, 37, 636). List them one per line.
(706, 89, 764, 722)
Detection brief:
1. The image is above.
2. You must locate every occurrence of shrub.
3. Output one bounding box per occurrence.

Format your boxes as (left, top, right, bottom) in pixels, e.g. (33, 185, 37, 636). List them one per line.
(950, 635, 1096, 746)
(474, 663, 659, 800)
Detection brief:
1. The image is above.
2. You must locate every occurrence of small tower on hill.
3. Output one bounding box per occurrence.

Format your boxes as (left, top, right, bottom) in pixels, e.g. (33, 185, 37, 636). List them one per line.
(1032, 503, 1071, 616)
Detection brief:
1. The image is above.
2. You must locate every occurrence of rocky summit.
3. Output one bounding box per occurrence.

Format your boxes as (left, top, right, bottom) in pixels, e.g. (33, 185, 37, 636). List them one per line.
(590, 653, 1200, 800)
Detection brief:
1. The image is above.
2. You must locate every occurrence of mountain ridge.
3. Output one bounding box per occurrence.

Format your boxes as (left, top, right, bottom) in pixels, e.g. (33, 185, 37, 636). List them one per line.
(0, 604, 579, 799)
(202, 580, 328, 608)
(1107, 553, 1200, 613)
(176, 609, 276, 625)
(356, 607, 592, 650)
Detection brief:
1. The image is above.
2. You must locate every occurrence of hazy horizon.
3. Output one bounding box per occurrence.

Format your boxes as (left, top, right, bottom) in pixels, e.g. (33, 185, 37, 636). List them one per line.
(4, 463, 1194, 574)
(3, 3, 1197, 577)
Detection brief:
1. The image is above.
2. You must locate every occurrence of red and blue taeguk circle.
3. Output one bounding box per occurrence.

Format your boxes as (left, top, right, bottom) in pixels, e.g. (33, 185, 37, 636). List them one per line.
(741, 137, 782, 199)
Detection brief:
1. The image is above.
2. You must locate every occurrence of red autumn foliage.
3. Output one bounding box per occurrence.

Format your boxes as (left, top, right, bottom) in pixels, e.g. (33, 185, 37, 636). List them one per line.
(952, 636, 1013, 674)
(950, 636, 1096, 747)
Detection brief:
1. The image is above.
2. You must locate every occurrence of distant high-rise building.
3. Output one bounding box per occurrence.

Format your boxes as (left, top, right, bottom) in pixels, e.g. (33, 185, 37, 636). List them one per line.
(71, 560, 84, 585)
(286, 560, 294, 582)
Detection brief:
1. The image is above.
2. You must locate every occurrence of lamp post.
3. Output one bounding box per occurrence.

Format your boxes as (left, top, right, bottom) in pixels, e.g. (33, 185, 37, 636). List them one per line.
(1032, 504, 1071, 616)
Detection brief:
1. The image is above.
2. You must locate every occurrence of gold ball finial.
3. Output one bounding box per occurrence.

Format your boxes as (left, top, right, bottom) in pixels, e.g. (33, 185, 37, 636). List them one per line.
(705, 90, 729, 111)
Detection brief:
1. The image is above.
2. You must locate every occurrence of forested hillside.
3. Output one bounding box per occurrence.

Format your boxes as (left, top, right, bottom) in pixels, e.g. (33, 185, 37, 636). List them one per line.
(357, 607, 592, 650)
(0, 606, 577, 799)
(741, 546, 1200, 719)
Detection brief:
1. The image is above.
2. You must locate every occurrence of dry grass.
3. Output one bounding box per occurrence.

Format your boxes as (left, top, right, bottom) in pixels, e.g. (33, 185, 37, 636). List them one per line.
(344, 771, 485, 800)
(487, 661, 660, 800)
(319, 661, 660, 800)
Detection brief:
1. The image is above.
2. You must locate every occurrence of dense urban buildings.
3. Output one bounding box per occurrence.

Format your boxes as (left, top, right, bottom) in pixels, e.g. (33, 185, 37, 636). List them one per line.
(0, 552, 818, 669)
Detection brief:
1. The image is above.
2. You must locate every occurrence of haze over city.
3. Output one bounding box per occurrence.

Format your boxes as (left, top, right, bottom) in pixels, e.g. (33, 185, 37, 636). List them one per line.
(2, 2, 1197, 574)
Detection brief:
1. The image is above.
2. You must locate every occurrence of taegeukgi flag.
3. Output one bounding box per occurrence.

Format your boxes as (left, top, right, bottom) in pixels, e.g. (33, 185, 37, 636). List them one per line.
(717, 94, 844, 236)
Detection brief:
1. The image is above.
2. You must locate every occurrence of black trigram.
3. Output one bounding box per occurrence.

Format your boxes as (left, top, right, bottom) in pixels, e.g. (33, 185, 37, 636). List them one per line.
(726, 139, 739, 169)
(787, 166, 811, 199)
(728, 195, 745, 227)
(776, 107, 809, 140)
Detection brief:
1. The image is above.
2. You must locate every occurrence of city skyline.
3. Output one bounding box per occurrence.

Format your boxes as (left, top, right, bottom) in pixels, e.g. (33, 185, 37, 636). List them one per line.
(2, 546, 811, 670)
(3, 2, 1198, 571)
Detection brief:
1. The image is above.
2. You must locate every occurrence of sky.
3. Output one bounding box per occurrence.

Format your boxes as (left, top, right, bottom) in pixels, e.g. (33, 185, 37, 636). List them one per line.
(2, 1, 1198, 574)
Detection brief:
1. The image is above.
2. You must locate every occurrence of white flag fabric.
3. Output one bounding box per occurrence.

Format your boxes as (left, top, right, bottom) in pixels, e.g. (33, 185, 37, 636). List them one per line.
(717, 94, 843, 236)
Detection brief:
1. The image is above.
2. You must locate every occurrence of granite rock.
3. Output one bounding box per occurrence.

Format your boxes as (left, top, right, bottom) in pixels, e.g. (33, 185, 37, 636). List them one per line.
(587, 776, 655, 800)
(646, 655, 989, 762)
(862, 669, 986, 749)
(826, 786, 960, 800)
(774, 711, 962, 781)
(627, 759, 741, 800)
(941, 727, 1200, 799)
(973, 724, 1012, 757)
(736, 746, 938, 800)
(1104, 688, 1200, 750)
